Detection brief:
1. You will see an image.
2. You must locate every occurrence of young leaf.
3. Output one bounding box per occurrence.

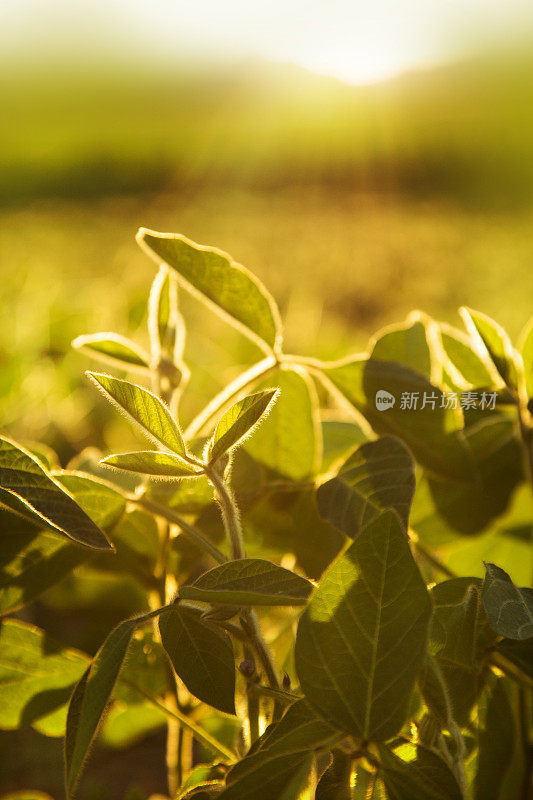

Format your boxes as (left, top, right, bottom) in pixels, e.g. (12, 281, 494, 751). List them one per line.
(377, 742, 463, 800)
(460, 307, 519, 389)
(72, 333, 150, 371)
(137, 229, 283, 353)
(317, 436, 415, 538)
(210, 389, 279, 462)
(101, 451, 203, 478)
(439, 323, 496, 389)
(179, 558, 313, 606)
(87, 372, 186, 456)
(0, 437, 112, 551)
(65, 618, 138, 798)
(482, 563, 533, 640)
(295, 510, 431, 740)
(148, 265, 185, 361)
(0, 620, 88, 737)
(321, 356, 470, 480)
(158, 606, 235, 714)
(246, 366, 322, 481)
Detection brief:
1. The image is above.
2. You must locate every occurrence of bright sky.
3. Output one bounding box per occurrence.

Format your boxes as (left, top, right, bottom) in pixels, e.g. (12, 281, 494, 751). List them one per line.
(2, 0, 533, 84)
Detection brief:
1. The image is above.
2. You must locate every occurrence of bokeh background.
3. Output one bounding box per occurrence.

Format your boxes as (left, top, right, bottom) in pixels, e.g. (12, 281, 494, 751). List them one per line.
(2, 0, 533, 796)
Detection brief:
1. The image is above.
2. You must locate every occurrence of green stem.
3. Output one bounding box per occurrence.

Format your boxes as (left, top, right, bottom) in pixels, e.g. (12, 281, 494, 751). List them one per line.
(122, 679, 237, 762)
(131, 493, 227, 564)
(185, 355, 278, 439)
(208, 467, 245, 561)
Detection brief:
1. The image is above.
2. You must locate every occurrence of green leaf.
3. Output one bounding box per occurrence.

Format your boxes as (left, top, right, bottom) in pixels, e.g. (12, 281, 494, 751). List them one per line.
(0, 437, 112, 551)
(210, 390, 279, 462)
(317, 436, 415, 538)
(101, 450, 202, 478)
(65, 617, 138, 798)
(321, 357, 469, 480)
(220, 700, 337, 800)
(496, 637, 533, 680)
(429, 578, 497, 669)
(377, 742, 463, 800)
(52, 471, 126, 530)
(0, 511, 86, 615)
(179, 558, 313, 606)
(100, 701, 166, 749)
(518, 316, 533, 400)
(295, 510, 431, 740)
(439, 324, 496, 389)
(482, 563, 533, 640)
(137, 229, 282, 352)
(87, 372, 186, 456)
(474, 676, 515, 800)
(246, 366, 321, 481)
(460, 307, 519, 389)
(370, 312, 434, 381)
(148, 265, 186, 361)
(94, 508, 159, 584)
(320, 419, 367, 473)
(158, 606, 235, 714)
(72, 333, 150, 371)
(0, 620, 88, 737)
(315, 750, 353, 800)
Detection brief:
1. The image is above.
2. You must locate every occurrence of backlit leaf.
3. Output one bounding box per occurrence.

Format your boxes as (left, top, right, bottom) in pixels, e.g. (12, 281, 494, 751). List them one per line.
(295, 510, 431, 740)
(137, 229, 282, 352)
(101, 450, 202, 478)
(52, 471, 126, 531)
(370, 312, 434, 381)
(65, 618, 138, 798)
(246, 366, 321, 480)
(179, 558, 313, 606)
(158, 606, 235, 714)
(377, 742, 463, 800)
(0, 437, 112, 551)
(87, 372, 186, 455)
(315, 750, 352, 800)
(482, 563, 533, 640)
(148, 265, 186, 361)
(460, 307, 519, 389)
(72, 333, 150, 371)
(518, 316, 533, 400)
(0, 620, 88, 737)
(321, 357, 469, 480)
(317, 436, 415, 538)
(210, 390, 279, 462)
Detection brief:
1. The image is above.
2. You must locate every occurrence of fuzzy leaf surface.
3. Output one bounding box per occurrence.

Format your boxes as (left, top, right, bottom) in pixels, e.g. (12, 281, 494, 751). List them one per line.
(0, 437, 111, 550)
(180, 558, 313, 606)
(138, 229, 282, 351)
(210, 390, 279, 462)
(295, 510, 431, 740)
(101, 450, 202, 478)
(317, 436, 415, 538)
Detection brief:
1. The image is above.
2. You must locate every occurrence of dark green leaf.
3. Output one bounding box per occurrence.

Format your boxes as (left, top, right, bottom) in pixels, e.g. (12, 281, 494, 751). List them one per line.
(474, 676, 515, 800)
(0, 620, 88, 737)
(72, 333, 150, 371)
(87, 372, 186, 456)
(137, 229, 282, 352)
(64, 618, 138, 798)
(460, 307, 518, 389)
(101, 450, 202, 478)
(321, 357, 469, 480)
(0, 437, 112, 551)
(179, 558, 313, 606)
(482, 563, 533, 640)
(496, 637, 533, 680)
(317, 436, 415, 537)
(53, 471, 126, 530)
(210, 390, 279, 462)
(158, 606, 235, 714)
(246, 366, 321, 480)
(315, 750, 352, 800)
(295, 510, 431, 740)
(370, 312, 434, 381)
(377, 742, 463, 800)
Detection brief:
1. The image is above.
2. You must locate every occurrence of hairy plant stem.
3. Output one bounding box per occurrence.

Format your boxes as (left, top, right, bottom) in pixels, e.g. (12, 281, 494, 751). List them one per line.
(131, 493, 227, 564)
(206, 463, 283, 722)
